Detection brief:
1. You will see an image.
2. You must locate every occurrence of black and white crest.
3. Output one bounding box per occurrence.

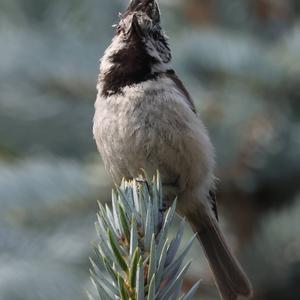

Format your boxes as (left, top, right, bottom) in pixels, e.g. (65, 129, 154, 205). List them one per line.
(99, 0, 172, 96)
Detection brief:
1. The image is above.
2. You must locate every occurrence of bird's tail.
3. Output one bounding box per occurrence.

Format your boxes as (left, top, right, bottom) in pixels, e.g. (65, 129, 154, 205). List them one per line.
(188, 212, 253, 300)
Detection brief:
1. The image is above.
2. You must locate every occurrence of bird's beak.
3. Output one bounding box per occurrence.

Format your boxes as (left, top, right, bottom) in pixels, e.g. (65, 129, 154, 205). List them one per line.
(126, 0, 160, 23)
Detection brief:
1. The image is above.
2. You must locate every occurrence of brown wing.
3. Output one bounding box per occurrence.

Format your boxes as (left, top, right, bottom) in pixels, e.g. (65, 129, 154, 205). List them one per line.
(166, 70, 197, 114)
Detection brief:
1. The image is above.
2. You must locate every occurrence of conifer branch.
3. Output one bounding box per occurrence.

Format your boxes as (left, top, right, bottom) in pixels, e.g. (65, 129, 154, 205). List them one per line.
(89, 173, 200, 300)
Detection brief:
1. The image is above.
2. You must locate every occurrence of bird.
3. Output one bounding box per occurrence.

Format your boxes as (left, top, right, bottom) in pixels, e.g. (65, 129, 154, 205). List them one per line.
(93, 1, 253, 299)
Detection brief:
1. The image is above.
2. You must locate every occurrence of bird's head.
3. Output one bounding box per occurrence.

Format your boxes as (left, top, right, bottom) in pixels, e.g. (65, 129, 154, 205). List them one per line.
(115, 0, 171, 66)
(99, 0, 171, 95)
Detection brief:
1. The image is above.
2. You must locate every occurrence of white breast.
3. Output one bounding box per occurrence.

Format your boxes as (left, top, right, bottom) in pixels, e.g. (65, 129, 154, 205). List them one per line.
(93, 76, 215, 193)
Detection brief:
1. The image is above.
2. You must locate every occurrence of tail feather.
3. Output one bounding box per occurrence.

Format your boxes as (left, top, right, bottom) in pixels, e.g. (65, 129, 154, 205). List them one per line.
(189, 214, 253, 300)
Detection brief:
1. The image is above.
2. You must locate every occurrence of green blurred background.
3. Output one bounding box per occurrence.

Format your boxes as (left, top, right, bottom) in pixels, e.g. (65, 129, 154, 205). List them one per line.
(0, 0, 299, 299)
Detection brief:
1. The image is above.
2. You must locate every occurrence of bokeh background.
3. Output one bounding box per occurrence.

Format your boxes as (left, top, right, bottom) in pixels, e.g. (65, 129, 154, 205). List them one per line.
(0, 0, 300, 299)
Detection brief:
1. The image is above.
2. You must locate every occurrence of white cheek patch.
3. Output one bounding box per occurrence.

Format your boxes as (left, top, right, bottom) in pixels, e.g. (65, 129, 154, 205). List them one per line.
(145, 40, 161, 61)
(156, 38, 171, 63)
(99, 36, 125, 76)
(145, 38, 171, 73)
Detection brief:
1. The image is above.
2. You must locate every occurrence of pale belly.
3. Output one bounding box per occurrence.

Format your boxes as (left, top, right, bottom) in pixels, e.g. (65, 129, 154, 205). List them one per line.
(93, 82, 215, 194)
